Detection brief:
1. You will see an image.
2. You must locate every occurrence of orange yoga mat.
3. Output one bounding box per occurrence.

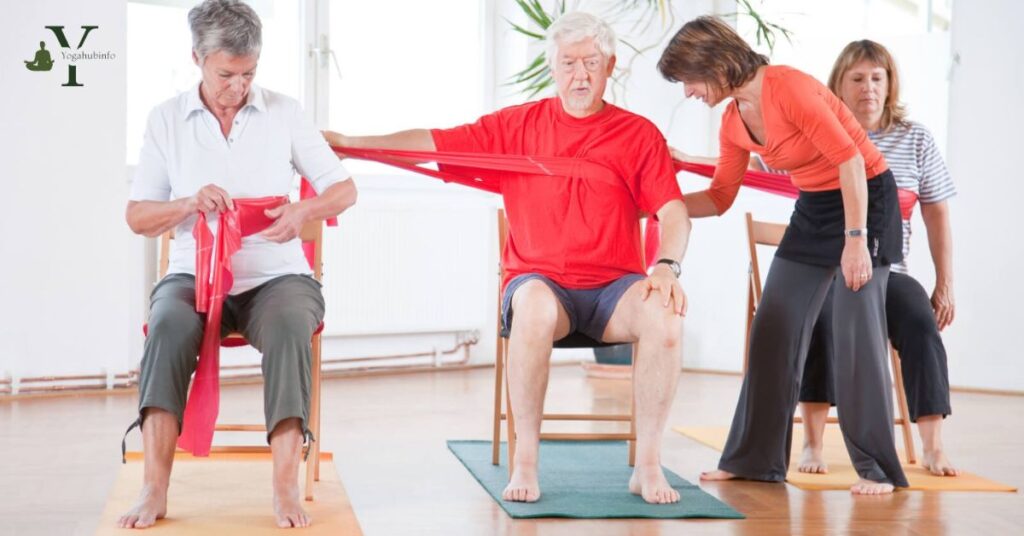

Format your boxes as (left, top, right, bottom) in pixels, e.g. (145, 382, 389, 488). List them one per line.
(95, 452, 362, 535)
(674, 426, 1017, 492)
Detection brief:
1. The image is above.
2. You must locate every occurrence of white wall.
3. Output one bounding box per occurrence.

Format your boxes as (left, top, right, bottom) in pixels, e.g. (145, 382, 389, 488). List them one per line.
(941, 0, 1024, 391)
(2, 1, 1019, 392)
(0, 0, 134, 378)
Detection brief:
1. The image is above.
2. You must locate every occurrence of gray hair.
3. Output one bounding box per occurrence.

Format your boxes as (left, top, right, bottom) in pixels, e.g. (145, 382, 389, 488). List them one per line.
(546, 11, 616, 67)
(188, 0, 262, 61)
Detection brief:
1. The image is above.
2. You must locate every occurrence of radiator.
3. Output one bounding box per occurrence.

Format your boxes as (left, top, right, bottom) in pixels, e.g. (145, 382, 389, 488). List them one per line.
(317, 196, 497, 337)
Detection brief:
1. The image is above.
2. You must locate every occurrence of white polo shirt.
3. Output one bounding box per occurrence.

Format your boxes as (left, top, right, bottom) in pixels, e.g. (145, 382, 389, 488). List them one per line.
(130, 83, 350, 293)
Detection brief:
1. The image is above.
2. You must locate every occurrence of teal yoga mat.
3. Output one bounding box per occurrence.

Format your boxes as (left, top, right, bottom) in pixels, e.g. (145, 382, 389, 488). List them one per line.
(447, 440, 744, 519)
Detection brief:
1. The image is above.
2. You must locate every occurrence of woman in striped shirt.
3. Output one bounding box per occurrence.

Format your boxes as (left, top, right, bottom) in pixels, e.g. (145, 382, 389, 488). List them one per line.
(796, 40, 959, 478)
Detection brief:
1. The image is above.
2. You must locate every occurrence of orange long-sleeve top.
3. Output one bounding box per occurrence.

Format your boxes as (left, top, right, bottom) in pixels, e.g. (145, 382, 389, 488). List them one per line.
(709, 65, 888, 214)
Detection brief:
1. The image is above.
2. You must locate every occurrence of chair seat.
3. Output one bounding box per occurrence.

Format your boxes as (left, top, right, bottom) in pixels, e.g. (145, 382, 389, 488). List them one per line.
(498, 331, 621, 349)
(553, 332, 620, 349)
(142, 322, 325, 346)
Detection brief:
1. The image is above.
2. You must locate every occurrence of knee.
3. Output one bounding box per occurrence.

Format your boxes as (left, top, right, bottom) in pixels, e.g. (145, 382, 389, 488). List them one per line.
(260, 311, 318, 347)
(639, 300, 683, 350)
(148, 304, 203, 343)
(510, 282, 561, 335)
(893, 309, 941, 342)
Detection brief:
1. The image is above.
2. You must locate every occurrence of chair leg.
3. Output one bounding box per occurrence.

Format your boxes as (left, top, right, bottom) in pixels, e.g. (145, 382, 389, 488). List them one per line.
(492, 335, 505, 466)
(743, 279, 755, 375)
(314, 333, 322, 483)
(890, 347, 917, 464)
(304, 333, 322, 501)
(628, 345, 637, 467)
(504, 339, 517, 477)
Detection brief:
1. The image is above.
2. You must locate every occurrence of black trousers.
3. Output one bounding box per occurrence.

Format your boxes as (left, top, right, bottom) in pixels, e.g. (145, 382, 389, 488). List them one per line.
(799, 271, 952, 422)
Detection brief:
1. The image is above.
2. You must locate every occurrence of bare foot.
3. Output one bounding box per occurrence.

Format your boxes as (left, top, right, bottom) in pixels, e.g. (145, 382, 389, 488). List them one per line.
(699, 469, 738, 481)
(502, 462, 541, 502)
(117, 484, 167, 529)
(273, 483, 311, 528)
(797, 444, 829, 474)
(850, 478, 895, 495)
(629, 464, 680, 504)
(923, 449, 961, 477)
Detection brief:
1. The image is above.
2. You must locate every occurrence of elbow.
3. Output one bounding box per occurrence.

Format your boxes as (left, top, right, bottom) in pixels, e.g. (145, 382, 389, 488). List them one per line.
(846, 152, 865, 169)
(125, 204, 146, 236)
(341, 179, 358, 211)
(710, 196, 731, 216)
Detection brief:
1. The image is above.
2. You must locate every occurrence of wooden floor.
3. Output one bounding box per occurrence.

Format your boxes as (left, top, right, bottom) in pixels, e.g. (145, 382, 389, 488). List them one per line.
(2, 365, 1022, 535)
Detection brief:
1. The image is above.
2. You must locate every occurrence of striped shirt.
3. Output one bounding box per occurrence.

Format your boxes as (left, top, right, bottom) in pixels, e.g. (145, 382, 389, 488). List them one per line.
(868, 122, 956, 273)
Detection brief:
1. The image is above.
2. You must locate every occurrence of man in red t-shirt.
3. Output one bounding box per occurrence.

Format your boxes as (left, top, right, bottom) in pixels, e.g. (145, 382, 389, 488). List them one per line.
(324, 12, 692, 505)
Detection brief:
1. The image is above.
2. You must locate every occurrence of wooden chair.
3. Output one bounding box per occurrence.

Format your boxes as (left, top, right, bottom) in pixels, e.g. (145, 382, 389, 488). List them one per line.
(155, 219, 326, 500)
(491, 209, 638, 475)
(743, 212, 917, 464)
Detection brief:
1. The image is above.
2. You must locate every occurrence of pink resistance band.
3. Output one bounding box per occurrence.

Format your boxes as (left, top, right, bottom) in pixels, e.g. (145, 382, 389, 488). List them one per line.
(177, 196, 288, 456)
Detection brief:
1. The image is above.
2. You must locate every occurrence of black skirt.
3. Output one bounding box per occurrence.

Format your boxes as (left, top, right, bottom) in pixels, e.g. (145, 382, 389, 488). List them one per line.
(776, 169, 903, 268)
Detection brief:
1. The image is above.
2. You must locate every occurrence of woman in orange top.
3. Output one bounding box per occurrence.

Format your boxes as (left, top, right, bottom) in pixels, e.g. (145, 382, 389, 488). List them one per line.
(658, 17, 908, 494)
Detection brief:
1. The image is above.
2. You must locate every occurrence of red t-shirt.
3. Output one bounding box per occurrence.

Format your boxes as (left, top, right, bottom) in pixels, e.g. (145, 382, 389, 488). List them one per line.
(431, 97, 682, 290)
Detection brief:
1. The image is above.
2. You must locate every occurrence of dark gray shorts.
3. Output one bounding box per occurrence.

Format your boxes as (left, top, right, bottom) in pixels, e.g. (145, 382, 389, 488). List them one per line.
(501, 273, 644, 342)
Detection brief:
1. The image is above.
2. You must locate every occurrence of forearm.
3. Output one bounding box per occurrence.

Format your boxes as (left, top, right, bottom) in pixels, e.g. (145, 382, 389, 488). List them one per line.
(680, 190, 721, 218)
(125, 199, 194, 237)
(655, 200, 692, 263)
(921, 201, 954, 285)
(326, 129, 436, 164)
(293, 179, 357, 222)
(837, 154, 868, 230)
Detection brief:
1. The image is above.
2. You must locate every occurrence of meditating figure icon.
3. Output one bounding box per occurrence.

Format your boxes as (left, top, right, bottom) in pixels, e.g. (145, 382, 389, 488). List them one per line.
(25, 41, 54, 72)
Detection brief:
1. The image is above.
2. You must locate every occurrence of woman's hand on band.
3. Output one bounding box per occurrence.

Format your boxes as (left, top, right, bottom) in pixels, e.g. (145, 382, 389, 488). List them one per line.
(642, 266, 687, 316)
(190, 184, 234, 213)
(260, 202, 307, 243)
(841, 239, 872, 292)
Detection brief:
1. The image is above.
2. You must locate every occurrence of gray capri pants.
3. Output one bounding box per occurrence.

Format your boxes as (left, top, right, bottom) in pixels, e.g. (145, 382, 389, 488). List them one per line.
(132, 273, 325, 445)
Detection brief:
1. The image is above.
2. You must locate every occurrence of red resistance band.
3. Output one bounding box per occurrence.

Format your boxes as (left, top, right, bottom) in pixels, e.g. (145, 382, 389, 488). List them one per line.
(332, 147, 624, 193)
(674, 161, 919, 220)
(177, 196, 287, 456)
(332, 147, 917, 270)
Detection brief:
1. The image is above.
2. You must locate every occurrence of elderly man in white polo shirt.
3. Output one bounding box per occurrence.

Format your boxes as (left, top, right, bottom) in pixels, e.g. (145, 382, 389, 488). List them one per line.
(118, 0, 355, 529)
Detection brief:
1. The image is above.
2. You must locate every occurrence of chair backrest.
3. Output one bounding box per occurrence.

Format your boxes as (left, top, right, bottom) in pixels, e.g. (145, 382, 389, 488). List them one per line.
(745, 212, 787, 308)
(742, 212, 787, 372)
(158, 219, 325, 281)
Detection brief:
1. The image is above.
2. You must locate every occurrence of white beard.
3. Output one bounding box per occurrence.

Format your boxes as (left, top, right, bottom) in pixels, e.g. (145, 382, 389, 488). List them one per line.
(565, 92, 595, 112)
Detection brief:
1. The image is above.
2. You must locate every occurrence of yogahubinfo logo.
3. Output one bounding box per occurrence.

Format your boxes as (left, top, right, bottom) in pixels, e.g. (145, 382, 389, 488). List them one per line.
(23, 25, 115, 87)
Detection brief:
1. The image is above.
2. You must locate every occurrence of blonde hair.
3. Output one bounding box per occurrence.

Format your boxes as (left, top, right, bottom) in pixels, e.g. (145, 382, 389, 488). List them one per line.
(827, 40, 908, 132)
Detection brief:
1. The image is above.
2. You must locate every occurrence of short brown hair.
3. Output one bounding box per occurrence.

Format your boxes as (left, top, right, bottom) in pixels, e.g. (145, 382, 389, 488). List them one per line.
(657, 16, 767, 91)
(827, 40, 908, 132)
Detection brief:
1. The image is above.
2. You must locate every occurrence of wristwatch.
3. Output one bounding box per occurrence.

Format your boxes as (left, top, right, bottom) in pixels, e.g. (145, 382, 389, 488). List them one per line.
(656, 258, 681, 278)
(845, 228, 868, 238)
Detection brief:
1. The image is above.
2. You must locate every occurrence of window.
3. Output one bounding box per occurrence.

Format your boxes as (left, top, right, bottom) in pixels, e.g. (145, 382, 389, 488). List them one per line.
(126, 0, 303, 164)
(327, 0, 485, 176)
(736, 0, 952, 152)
